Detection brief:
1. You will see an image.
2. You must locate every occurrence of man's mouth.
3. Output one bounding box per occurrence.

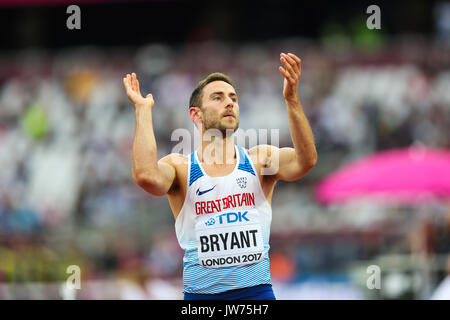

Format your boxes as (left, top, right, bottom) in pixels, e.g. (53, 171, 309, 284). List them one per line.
(223, 113, 235, 118)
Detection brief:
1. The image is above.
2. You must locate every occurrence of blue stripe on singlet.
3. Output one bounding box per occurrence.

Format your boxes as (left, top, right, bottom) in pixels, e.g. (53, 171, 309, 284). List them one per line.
(237, 146, 256, 176)
(189, 152, 204, 186)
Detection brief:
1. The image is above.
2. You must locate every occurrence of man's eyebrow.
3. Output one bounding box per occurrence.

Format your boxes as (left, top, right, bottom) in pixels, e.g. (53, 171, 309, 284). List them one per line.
(210, 91, 238, 97)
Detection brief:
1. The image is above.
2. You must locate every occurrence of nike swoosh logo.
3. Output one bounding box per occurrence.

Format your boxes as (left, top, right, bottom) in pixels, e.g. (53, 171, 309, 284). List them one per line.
(196, 185, 216, 196)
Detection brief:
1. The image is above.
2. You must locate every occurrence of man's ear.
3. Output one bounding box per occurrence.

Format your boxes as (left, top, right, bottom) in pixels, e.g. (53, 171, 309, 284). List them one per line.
(189, 107, 203, 124)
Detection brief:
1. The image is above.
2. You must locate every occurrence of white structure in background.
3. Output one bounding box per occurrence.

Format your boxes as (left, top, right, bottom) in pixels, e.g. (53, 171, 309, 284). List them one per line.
(430, 276, 450, 300)
(60, 282, 77, 300)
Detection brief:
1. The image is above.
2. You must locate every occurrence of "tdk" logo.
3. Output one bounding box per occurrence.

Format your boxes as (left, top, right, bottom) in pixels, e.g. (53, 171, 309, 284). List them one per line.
(204, 218, 215, 226)
(217, 211, 249, 224)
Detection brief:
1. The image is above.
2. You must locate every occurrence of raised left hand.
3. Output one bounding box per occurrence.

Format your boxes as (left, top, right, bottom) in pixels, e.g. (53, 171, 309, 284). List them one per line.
(278, 52, 301, 103)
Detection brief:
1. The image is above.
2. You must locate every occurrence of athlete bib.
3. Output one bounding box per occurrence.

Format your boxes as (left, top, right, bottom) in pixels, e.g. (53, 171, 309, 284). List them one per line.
(195, 208, 265, 268)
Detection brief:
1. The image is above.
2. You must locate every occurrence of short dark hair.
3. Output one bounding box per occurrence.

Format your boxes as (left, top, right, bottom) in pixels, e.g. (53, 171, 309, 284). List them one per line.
(189, 72, 234, 109)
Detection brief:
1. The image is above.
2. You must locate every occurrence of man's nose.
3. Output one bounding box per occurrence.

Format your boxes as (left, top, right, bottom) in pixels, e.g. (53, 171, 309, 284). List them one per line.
(225, 97, 234, 108)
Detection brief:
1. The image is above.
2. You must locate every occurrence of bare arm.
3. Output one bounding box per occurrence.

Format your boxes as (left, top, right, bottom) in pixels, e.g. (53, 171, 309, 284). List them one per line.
(254, 53, 317, 182)
(123, 73, 176, 196)
(278, 53, 317, 180)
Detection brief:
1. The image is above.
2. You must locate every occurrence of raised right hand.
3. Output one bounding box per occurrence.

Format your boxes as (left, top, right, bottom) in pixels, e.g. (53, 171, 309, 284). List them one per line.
(123, 73, 154, 109)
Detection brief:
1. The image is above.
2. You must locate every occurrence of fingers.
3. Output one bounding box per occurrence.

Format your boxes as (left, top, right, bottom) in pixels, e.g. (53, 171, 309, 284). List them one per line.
(131, 73, 137, 92)
(131, 73, 141, 95)
(278, 66, 289, 78)
(278, 66, 295, 85)
(123, 73, 143, 97)
(279, 52, 301, 82)
(287, 53, 301, 65)
(123, 74, 132, 92)
(123, 73, 140, 104)
(130, 73, 136, 91)
(279, 58, 296, 84)
(288, 53, 301, 78)
(280, 57, 295, 83)
(281, 53, 299, 74)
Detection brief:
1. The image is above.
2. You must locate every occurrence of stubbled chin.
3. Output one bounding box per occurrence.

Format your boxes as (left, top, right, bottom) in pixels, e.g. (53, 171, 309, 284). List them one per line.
(219, 119, 238, 131)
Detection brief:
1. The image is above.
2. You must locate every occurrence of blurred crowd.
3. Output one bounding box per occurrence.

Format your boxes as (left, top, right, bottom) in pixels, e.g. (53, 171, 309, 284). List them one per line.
(0, 37, 449, 299)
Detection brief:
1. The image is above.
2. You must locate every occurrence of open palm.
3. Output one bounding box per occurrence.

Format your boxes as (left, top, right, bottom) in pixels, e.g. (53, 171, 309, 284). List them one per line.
(278, 53, 301, 103)
(123, 73, 154, 109)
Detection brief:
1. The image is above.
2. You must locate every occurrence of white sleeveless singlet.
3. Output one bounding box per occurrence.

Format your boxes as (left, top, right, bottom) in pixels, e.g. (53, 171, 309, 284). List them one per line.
(175, 145, 272, 294)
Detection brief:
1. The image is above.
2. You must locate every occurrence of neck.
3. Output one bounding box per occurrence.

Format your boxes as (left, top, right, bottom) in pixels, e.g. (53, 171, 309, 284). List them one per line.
(199, 130, 235, 165)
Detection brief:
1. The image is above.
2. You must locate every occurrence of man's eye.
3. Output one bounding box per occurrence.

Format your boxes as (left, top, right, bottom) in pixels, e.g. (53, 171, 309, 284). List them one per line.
(214, 97, 221, 101)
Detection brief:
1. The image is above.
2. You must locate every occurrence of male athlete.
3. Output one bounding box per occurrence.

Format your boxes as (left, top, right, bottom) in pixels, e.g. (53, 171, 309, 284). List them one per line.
(123, 52, 317, 300)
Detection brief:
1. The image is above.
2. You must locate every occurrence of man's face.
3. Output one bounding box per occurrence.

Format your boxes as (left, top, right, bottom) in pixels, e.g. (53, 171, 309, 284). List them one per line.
(199, 80, 240, 134)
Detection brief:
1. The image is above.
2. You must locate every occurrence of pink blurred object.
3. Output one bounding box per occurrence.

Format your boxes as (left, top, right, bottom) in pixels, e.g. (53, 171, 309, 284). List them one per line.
(315, 146, 450, 205)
